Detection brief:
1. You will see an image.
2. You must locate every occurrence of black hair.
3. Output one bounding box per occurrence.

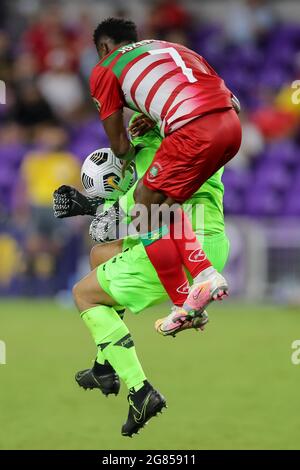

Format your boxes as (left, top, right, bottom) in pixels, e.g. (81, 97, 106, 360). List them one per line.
(93, 17, 138, 49)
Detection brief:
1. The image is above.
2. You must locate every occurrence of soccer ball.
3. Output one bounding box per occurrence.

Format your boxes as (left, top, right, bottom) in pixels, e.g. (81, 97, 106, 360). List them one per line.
(81, 148, 136, 200)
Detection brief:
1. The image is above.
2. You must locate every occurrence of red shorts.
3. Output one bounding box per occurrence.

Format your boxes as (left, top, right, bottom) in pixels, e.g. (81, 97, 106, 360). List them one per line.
(143, 109, 242, 202)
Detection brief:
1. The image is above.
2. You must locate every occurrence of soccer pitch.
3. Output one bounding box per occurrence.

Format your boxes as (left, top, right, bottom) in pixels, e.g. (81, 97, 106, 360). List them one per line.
(0, 299, 299, 450)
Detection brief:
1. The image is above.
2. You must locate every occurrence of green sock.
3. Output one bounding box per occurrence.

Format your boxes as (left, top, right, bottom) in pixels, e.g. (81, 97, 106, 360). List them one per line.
(81, 305, 146, 390)
(95, 307, 125, 365)
(96, 349, 105, 365)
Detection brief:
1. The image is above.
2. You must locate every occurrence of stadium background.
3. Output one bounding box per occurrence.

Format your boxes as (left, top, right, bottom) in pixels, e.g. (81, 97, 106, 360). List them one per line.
(0, 0, 299, 450)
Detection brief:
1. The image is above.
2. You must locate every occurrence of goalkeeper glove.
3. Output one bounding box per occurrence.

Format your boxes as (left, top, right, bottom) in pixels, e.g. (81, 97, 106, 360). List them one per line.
(53, 185, 104, 218)
(89, 201, 124, 242)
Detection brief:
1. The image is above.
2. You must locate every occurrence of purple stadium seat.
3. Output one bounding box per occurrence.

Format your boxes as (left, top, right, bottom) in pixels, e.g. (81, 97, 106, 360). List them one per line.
(257, 67, 290, 90)
(224, 188, 246, 214)
(0, 144, 28, 168)
(245, 187, 283, 216)
(222, 168, 252, 191)
(262, 141, 298, 167)
(0, 167, 15, 189)
(254, 164, 291, 191)
(68, 136, 108, 161)
(272, 24, 300, 45)
(234, 44, 264, 70)
(283, 185, 300, 215)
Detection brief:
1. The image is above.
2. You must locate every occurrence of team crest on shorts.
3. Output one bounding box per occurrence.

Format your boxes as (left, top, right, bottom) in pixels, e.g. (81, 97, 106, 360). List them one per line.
(147, 163, 162, 182)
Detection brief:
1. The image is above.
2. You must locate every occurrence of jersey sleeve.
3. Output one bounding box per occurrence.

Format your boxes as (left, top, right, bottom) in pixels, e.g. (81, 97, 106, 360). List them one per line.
(90, 65, 124, 120)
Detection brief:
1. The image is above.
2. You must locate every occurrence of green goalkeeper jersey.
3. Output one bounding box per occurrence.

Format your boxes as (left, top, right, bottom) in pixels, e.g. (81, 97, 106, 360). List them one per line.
(116, 113, 225, 237)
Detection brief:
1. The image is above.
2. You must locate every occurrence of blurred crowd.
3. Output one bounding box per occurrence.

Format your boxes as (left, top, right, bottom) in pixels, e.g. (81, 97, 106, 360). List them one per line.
(0, 0, 300, 296)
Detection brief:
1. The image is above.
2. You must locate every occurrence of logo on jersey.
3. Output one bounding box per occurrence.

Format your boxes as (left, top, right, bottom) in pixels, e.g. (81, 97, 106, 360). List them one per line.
(92, 97, 101, 112)
(188, 249, 207, 263)
(150, 166, 159, 177)
(176, 280, 190, 294)
(147, 163, 162, 182)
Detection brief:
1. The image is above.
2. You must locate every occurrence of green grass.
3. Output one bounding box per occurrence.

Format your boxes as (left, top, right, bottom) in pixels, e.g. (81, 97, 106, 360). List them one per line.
(0, 299, 299, 450)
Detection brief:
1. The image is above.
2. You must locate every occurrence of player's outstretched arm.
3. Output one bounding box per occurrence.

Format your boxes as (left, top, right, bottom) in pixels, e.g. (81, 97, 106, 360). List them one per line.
(53, 185, 104, 218)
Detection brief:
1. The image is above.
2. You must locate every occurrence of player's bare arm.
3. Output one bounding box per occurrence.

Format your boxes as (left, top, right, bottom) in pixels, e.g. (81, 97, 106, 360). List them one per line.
(102, 110, 135, 160)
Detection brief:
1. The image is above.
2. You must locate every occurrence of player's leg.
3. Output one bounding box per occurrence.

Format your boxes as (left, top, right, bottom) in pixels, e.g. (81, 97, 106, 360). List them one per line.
(77, 240, 134, 396)
(145, 109, 241, 333)
(133, 181, 212, 310)
(155, 232, 230, 335)
(133, 168, 224, 328)
(89, 240, 123, 270)
(95, 239, 207, 340)
(90, 239, 126, 318)
(73, 270, 121, 395)
(181, 110, 241, 314)
(72, 270, 166, 436)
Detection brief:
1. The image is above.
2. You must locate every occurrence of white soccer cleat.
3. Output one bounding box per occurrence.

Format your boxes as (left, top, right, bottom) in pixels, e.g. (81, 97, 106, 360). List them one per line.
(183, 270, 228, 317)
(155, 306, 209, 337)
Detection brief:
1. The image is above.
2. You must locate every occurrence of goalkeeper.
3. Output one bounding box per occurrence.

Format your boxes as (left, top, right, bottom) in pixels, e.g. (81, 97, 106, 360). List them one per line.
(53, 113, 230, 437)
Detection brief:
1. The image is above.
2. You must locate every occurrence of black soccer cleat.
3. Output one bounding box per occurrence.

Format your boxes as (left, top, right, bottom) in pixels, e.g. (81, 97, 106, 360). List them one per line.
(75, 367, 120, 397)
(121, 381, 167, 437)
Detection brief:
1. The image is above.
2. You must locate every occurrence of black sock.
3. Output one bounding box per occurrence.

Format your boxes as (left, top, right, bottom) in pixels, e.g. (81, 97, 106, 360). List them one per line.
(115, 308, 125, 320)
(92, 359, 115, 375)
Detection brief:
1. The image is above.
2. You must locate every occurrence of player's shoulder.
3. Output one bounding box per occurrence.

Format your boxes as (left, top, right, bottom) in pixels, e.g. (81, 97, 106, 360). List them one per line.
(162, 40, 196, 53)
(90, 63, 110, 82)
(90, 63, 116, 92)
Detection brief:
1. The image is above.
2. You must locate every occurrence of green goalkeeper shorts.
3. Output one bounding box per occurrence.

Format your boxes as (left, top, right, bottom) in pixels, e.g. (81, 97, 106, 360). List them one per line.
(97, 232, 230, 314)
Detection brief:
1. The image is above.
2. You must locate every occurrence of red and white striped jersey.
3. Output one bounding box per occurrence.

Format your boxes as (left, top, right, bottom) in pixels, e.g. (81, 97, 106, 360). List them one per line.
(90, 40, 233, 135)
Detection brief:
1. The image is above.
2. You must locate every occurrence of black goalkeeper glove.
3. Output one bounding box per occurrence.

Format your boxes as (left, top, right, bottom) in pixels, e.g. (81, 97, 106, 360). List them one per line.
(53, 185, 104, 218)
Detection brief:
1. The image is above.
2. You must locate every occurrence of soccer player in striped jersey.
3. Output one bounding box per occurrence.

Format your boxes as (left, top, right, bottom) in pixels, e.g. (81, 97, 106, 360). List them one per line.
(88, 17, 241, 329)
